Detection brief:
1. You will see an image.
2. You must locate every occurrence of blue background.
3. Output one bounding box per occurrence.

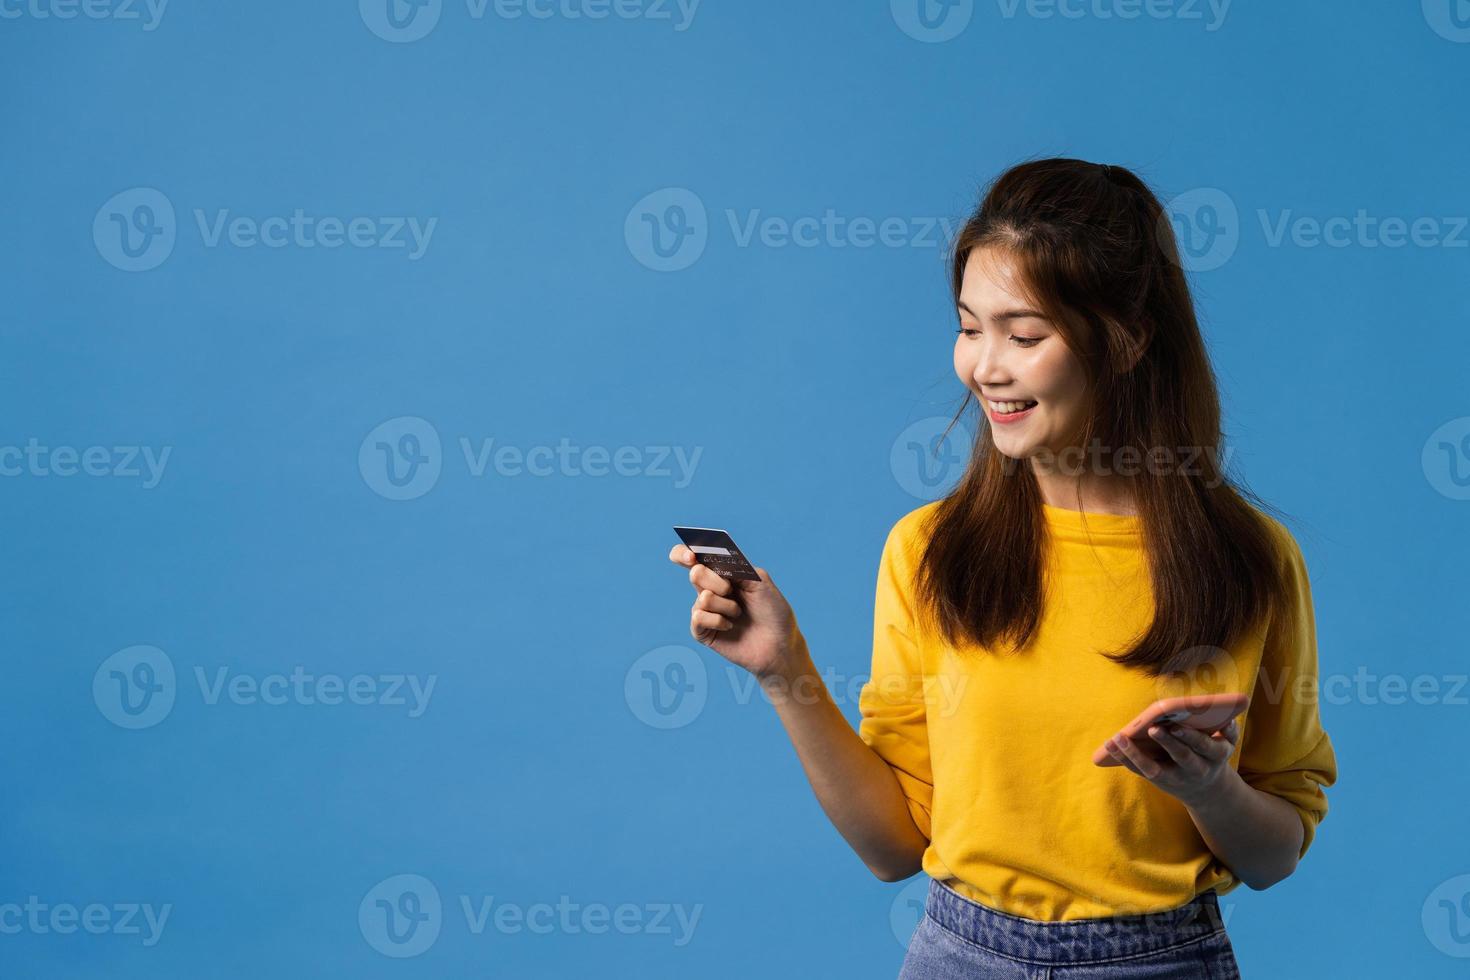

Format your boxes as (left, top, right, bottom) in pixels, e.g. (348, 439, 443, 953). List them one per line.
(3, 0, 1468, 976)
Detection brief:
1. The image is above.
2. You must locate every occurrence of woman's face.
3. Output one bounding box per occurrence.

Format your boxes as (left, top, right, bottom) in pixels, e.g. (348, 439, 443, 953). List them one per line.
(953, 247, 1090, 460)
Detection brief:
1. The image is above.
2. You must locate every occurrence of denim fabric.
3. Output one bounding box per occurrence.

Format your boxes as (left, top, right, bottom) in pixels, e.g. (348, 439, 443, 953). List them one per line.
(898, 878, 1242, 979)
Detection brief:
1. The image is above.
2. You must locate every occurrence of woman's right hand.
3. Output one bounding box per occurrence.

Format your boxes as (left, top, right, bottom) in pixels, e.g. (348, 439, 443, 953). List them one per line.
(668, 544, 805, 681)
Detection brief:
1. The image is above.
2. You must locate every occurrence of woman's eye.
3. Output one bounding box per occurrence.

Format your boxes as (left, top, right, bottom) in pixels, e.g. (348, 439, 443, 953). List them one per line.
(955, 327, 1040, 348)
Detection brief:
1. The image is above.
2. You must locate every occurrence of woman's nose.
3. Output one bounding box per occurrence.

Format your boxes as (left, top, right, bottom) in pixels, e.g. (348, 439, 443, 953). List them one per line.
(972, 338, 1011, 386)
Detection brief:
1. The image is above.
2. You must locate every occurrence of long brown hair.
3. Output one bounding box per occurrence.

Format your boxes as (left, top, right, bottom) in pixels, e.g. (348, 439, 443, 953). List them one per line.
(915, 157, 1292, 678)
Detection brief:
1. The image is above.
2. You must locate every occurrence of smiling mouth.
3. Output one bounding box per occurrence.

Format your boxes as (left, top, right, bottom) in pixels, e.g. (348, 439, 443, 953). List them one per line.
(986, 399, 1038, 416)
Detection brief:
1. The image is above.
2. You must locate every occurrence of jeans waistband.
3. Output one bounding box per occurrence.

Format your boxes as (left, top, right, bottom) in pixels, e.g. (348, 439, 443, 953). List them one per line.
(924, 878, 1227, 966)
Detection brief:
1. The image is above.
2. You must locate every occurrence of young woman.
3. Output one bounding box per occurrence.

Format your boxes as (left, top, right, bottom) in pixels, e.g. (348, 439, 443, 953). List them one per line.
(668, 158, 1337, 978)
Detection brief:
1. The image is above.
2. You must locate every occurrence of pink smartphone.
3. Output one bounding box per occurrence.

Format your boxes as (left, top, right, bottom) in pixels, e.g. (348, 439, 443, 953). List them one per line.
(1091, 692, 1249, 767)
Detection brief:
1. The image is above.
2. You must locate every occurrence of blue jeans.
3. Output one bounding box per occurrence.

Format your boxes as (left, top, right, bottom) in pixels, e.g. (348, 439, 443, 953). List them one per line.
(898, 878, 1242, 979)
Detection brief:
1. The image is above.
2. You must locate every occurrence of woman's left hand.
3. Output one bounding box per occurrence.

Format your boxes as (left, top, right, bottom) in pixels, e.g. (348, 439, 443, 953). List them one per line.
(1104, 718, 1240, 810)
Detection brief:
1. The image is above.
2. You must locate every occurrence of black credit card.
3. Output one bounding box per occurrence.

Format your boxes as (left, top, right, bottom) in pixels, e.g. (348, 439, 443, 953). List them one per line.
(672, 526, 760, 583)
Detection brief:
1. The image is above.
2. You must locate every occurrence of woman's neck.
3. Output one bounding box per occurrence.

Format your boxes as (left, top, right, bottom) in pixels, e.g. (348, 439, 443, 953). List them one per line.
(1030, 467, 1140, 517)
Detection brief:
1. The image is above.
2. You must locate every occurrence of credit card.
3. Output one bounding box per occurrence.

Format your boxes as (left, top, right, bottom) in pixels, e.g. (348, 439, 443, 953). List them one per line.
(672, 526, 760, 583)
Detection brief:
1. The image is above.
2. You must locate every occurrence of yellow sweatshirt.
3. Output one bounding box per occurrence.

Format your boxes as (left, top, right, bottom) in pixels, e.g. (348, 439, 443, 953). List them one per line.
(858, 500, 1337, 921)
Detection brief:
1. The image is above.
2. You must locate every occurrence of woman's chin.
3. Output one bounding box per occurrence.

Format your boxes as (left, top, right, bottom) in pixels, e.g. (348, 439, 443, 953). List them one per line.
(992, 439, 1039, 462)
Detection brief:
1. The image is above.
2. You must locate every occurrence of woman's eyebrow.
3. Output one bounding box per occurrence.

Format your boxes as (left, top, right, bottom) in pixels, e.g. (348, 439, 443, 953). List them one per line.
(957, 300, 1048, 323)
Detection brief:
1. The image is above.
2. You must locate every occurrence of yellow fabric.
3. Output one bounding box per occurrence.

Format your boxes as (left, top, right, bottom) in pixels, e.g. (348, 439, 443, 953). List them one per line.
(857, 500, 1338, 921)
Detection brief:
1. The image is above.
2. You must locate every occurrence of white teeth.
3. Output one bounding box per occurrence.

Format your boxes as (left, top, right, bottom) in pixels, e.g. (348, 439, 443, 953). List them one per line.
(988, 400, 1037, 414)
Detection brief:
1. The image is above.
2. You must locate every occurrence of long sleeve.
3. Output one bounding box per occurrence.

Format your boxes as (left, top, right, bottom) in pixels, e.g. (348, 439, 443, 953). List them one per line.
(1236, 522, 1339, 862)
(857, 516, 936, 840)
